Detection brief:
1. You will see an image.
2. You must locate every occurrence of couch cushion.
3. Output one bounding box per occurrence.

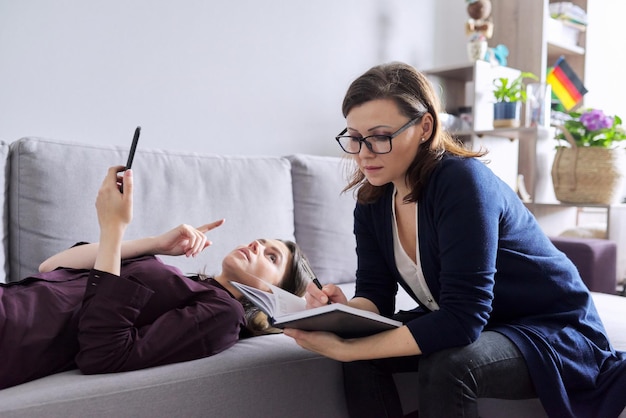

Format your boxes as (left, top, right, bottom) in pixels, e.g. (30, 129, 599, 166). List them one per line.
(0, 334, 348, 418)
(8, 137, 295, 282)
(287, 154, 358, 284)
(592, 292, 626, 351)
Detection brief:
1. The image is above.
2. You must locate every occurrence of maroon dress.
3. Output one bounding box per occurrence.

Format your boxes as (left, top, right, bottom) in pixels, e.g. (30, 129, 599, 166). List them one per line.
(0, 255, 245, 389)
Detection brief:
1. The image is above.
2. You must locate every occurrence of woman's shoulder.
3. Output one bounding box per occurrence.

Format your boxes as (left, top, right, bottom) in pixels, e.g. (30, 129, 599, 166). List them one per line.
(438, 153, 491, 175)
(425, 154, 516, 208)
(432, 154, 501, 190)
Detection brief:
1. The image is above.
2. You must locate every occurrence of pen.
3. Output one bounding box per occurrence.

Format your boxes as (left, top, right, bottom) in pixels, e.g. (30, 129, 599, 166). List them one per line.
(304, 264, 332, 305)
(312, 278, 332, 305)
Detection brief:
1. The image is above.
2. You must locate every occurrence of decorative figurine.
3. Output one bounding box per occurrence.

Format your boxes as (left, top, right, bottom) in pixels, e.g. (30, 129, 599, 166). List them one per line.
(465, 0, 493, 61)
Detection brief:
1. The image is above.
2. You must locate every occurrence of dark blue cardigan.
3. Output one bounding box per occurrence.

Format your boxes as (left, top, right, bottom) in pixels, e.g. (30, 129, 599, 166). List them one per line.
(353, 154, 626, 417)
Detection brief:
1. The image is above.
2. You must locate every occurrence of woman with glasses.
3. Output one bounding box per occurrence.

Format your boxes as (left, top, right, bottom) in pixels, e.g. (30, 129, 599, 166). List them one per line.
(0, 166, 312, 390)
(285, 62, 626, 418)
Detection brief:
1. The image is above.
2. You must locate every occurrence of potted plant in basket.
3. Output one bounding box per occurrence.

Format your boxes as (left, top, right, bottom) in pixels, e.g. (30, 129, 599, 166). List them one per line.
(492, 71, 538, 128)
(552, 108, 626, 204)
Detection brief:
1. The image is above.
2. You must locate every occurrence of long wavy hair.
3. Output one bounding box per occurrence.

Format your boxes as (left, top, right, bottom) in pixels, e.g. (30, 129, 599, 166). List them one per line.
(341, 61, 487, 204)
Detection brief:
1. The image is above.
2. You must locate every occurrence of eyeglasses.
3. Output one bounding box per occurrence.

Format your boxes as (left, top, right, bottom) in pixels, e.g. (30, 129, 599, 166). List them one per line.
(335, 117, 420, 155)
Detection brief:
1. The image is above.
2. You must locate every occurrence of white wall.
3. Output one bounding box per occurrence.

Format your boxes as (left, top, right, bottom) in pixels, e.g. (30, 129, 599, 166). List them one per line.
(0, 1, 619, 158)
(584, 0, 626, 120)
(0, 0, 467, 156)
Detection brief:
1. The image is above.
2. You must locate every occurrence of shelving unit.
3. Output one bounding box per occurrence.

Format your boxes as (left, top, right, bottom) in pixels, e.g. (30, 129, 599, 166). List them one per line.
(425, 61, 552, 198)
(490, 0, 587, 88)
(427, 2, 626, 287)
(488, 1, 598, 206)
(488, 1, 626, 285)
(424, 60, 520, 132)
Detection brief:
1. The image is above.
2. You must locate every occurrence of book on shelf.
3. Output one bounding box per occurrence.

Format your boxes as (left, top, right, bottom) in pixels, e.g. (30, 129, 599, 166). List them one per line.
(230, 281, 402, 338)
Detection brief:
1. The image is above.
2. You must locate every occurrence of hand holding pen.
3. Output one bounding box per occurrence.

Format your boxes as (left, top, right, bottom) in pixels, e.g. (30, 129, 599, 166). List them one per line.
(312, 278, 333, 305)
(301, 261, 332, 306)
(302, 262, 336, 306)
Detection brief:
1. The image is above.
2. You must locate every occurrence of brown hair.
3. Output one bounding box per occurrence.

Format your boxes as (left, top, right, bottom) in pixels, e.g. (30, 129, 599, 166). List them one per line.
(341, 61, 486, 204)
(240, 239, 313, 337)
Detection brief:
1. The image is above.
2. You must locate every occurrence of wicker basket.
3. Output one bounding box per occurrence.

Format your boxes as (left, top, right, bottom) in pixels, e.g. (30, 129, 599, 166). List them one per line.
(551, 134, 626, 205)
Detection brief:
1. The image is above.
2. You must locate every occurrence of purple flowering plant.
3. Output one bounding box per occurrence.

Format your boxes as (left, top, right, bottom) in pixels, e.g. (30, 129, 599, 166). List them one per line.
(556, 108, 626, 147)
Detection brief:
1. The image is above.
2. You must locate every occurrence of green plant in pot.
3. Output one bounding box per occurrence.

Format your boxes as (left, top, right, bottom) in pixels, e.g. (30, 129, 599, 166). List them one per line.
(492, 71, 538, 128)
(552, 108, 626, 204)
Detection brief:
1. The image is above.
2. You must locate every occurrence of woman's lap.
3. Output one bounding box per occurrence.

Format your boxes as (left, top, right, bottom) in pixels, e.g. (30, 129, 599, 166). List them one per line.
(343, 330, 536, 418)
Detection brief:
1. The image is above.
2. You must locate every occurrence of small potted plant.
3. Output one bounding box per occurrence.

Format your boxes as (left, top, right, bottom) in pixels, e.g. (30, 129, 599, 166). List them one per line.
(492, 71, 538, 128)
(552, 108, 626, 204)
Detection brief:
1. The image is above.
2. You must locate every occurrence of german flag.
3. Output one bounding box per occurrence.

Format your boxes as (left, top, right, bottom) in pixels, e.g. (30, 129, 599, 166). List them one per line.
(546, 56, 587, 111)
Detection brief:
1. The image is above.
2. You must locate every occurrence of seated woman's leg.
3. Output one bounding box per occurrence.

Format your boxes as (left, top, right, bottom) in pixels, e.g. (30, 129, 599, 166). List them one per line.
(417, 331, 536, 418)
(343, 331, 536, 418)
(343, 355, 420, 418)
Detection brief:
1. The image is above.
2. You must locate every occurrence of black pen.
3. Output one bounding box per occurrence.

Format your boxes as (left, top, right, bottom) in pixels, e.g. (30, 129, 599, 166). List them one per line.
(305, 264, 332, 305)
(313, 278, 332, 305)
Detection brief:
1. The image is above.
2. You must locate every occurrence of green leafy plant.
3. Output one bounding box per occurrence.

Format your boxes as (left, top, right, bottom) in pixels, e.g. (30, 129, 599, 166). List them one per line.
(492, 71, 538, 103)
(555, 108, 626, 148)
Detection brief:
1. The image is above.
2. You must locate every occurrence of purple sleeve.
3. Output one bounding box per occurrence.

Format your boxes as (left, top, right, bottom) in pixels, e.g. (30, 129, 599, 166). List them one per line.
(76, 269, 244, 374)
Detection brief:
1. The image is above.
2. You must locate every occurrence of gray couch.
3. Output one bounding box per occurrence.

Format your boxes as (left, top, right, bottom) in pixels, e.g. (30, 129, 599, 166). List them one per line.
(1, 137, 625, 418)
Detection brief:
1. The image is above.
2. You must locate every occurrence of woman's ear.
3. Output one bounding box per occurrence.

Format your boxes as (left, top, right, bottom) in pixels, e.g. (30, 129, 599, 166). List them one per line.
(420, 113, 434, 140)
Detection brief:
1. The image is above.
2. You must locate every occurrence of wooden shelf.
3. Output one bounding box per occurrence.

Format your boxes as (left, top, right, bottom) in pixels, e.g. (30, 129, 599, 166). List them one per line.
(547, 41, 585, 56)
(450, 127, 554, 142)
(475, 127, 552, 141)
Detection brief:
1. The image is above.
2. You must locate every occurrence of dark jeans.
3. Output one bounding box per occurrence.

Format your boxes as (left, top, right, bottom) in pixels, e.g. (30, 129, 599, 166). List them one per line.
(343, 330, 536, 418)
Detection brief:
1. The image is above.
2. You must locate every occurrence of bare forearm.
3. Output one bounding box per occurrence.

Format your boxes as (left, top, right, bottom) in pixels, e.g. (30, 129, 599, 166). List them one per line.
(343, 326, 421, 360)
(94, 227, 126, 276)
(39, 236, 158, 272)
(284, 324, 421, 362)
(341, 299, 421, 360)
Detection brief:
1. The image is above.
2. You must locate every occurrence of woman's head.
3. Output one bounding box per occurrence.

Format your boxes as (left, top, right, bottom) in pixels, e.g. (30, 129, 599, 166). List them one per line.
(338, 62, 484, 203)
(221, 239, 310, 296)
(220, 238, 313, 336)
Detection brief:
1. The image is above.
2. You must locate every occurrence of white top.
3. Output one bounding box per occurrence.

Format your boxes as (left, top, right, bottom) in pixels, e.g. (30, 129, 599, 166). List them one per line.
(391, 191, 440, 311)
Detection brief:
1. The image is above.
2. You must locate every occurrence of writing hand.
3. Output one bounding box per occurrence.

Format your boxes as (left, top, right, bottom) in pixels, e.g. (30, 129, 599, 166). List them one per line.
(304, 281, 347, 308)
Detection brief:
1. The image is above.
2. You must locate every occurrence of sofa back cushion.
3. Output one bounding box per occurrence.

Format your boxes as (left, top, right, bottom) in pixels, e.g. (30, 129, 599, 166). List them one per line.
(8, 138, 295, 282)
(288, 154, 358, 284)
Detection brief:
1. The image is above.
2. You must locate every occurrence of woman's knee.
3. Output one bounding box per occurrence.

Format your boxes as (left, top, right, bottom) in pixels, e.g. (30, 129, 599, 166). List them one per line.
(418, 344, 478, 392)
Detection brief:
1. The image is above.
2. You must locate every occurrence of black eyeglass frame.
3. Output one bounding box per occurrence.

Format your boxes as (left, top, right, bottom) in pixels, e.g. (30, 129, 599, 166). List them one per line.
(335, 117, 421, 155)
